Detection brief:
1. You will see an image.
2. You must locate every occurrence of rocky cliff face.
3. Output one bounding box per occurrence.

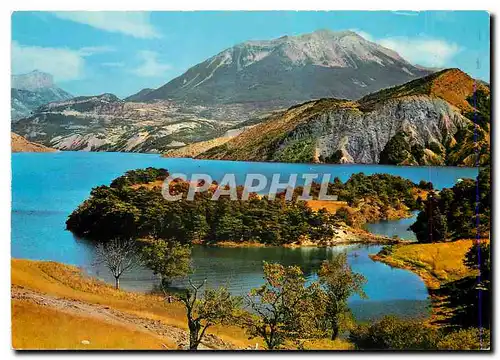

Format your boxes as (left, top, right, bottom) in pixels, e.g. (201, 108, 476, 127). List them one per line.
(198, 69, 490, 166)
(287, 96, 467, 164)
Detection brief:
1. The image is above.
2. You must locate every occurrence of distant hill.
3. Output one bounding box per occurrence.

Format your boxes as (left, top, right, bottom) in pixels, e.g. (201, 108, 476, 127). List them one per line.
(198, 69, 490, 166)
(125, 88, 155, 102)
(11, 70, 73, 121)
(132, 29, 431, 105)
(11, 94, 246, 152)
(11, 133, 56, 153)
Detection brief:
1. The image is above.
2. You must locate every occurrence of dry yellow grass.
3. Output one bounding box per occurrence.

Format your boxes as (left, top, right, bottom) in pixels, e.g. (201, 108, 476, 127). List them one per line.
(11, 259, 256, 349)
(11, 133, 56, 153)
(302, 338, 354, 350)
(429, 69, 489, 113)
(162, 136, 232, 158)
(129, 179, 219, 193)
(129, 179, 164, 190)
(12, 300, 169, 350)
(371, 239, 488, 326)
(306, 200, 349, 213)
(11, 259, 356, 350)
(372, 239, 483, 289)
(412, 188, 429, 201)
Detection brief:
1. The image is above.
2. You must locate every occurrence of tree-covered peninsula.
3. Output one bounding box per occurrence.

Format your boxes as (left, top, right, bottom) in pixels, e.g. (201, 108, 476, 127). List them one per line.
(66, 168, 427, 246)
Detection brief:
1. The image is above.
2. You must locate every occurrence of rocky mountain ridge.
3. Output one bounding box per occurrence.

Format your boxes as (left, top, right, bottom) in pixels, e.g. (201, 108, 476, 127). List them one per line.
(11, 30, 435, 152)
(132, 29, 431, 104)
(12, 93, 267, 152)
(12, 70, 55, 90)
(197, 69, 490, 166)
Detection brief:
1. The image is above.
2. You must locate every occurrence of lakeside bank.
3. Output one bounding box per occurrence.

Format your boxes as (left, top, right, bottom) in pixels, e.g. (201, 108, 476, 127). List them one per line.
(369, 239, 485, 326)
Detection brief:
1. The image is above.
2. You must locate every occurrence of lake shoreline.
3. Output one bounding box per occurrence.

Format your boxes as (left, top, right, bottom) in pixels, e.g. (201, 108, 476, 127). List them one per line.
(370, 251, 441, 289)
(12, 153, 473, 322)
(195, 225, 404, 249)
(12, 151, 482, 171)
(368, 240, 482, 327)
(369, 248, 442, 327)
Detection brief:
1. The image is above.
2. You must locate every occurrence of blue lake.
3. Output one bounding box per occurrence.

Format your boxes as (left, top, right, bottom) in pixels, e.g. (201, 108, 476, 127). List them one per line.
(11, 152, 479, 321)
(364, 211, 420, 241)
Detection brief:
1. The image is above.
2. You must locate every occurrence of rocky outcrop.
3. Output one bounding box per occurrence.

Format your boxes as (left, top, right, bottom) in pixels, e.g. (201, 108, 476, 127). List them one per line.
(311, 96, 467, 164)
(199, 69, 490, 166)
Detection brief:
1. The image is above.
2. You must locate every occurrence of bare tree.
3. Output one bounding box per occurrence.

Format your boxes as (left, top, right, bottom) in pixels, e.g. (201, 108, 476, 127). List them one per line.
(93, 238, 140, 289)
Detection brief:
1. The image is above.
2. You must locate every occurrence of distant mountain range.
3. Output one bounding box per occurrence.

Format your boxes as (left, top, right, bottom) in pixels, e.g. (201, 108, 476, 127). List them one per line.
(12, 30, 448, 154)
(11, 93, 268, 152)
(194, 69, 490, 166)
(11, 70, 73, 121)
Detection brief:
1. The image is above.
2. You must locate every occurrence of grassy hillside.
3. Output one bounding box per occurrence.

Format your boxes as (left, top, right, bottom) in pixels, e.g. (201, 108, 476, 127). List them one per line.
(11, 259, 256, 350)
(198, 98, 358, 161)
(372, 238, 489, 331)
(12, 300, 171, 350)
(358, 68, 489, 112)
(163, 136, 233, 158)
(11, 259, 353, 350)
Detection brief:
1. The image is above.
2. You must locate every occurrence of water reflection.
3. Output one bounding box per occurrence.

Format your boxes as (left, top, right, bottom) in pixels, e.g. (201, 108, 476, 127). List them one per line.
(84, 243, 430, 321)
(364, 212, 419, 241)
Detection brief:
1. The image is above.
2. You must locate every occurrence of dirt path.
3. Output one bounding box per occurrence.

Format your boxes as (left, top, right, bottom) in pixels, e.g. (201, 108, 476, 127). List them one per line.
(12, 285, 235, 350)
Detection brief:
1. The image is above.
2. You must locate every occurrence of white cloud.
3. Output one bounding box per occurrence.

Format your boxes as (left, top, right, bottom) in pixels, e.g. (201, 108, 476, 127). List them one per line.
(11, 41, 85, 82)
(79, 46, 115, 56)
(378, 37, 461, 67)
(131, 51, 171, 77)
(53, 11, 160, 39)
(11, 42, 115, 82)
(349, 30, 461, 67)
(101, 62, 125, 68)
(349, 29, 374, 42)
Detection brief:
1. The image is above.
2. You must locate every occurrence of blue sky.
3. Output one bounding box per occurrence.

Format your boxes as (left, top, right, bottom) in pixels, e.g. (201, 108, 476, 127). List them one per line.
(11, 11, 490, 98)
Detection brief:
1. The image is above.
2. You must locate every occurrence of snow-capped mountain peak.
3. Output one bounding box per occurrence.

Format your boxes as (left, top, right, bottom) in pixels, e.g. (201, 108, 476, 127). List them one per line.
(210, 29, 406, 70)
(134, 29, 431, 104)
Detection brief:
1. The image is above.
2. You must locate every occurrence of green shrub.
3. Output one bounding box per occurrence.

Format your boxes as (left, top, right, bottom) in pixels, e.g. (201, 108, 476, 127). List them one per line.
(379, 132, 412, 165)
(437, 328, 490, 350)
(349, 316, 439, 350)
(350, 316, 490, 351)
(335, 207, 352, 226)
